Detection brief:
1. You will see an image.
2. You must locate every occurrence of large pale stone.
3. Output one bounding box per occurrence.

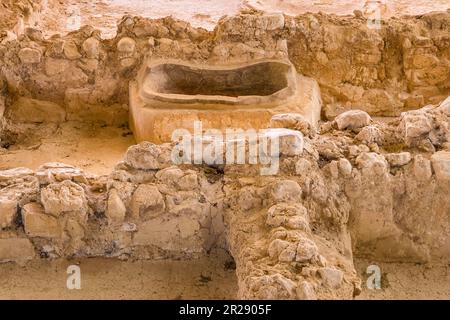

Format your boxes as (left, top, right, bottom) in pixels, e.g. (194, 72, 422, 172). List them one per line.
(270, 180, 302, 203)
(295, 158, 312, 176)
(338, 158, 353, 177)
(117, 37, 136, 54)
(296, 281, 317, 300)
(155, 167, 198, 191)
(385, 152, 412, 167)
(0, 199, 17, 228)
(268, 239, 290, 259)
(131, 184, 165, 219)
(63, 41, 82, 60)
(355, 125, 382, 145)
(22, 203, 60, 238)
(296, 237, 318, 262)
(318, 267, 344, 289)
(124, 142, 172, 170)
(65, 218, 85, 240)
(133, 216, 202, 252)
(266, 203, 308, 229)
(0, 238, 35, 262)
(436, 96, 450, 116)
(82, 37, 100, 59)
(41, 180, 87, 217)
(335, 110, 371, 130)
(262, 13, 285, 30)
(270, 113, 311, 135)
(18, 47, 41, 64)
(356, 152, 388, 176)
(245, 274, 296, 300)
(106, 189, 126, 224)
(431, 151, 450, 181)
(8, 97, 66, 123)
(398, 111, 432, 143)
(413, 155, 432, 180)
(36, 162, 86, 185)
(272, 129, 304, 157)
(45, 58, 70, 76)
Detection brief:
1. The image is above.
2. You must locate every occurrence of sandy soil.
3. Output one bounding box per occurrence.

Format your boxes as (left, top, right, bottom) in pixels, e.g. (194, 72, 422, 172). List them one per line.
(245, 0, 450, 17)
(1, 255, 448, 299)
(355, 259, 450, 300)
(0, 122, 135, 175)
(38, 0, 450, 38)
(40, 0, 242, 37)
(0, 249, 237, 300)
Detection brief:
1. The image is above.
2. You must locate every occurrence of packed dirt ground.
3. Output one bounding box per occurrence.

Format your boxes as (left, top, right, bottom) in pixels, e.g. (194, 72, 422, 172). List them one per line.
(0, 0, 449, 300)
(0, 249, 238, 300)
(1, 257, 447, 300)
(0, 122, 135, 175)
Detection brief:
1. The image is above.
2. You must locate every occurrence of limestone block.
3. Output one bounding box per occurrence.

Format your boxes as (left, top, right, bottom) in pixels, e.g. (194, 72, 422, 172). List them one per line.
(431, 151, 450, 181)
(133, 216, 202, 253)
(269, 180, 302, 203)
(296, 281, 317, 300)
(355, 152, 388, 176)
(338, 158, 353, 177)
(318, 267, 344, 289)
(35, 163, 86, 185)
(64, 41, 82, 60)
(18, 47, 41, 64)
(244, 274, 297, 300)
(124, 142, 172, 170)
(82, 37, 100, 59)
(22, 203, 60, 238)
(335, 110, 371, 130)
(117, 37, 136, 54)
(0, 167, 34, 183)
(41, 180, 88, 217)
(296, 237, 318, 262)
(355, 125, 382, 145)
(0, 238, 35, 263)
(8, 97, 66, 123)
(131, 184, 165, 219)
(398, 111, 432, 143)
(0, 198, 17, 229)
(106, 189, 126, 224)
(270, 113, 311, 136)
(385, 152, 412, 167)
(45, 58, 70, 76)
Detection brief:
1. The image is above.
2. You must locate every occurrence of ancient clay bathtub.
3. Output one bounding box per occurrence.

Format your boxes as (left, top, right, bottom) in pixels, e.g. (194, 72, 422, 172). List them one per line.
(129, 59, 321, 143)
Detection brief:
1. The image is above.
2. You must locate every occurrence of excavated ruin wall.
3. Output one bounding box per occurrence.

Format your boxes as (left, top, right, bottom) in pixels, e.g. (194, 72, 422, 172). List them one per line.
(1, 10, 449, 137)
(1, 10, 450, 300)
(0, 0, 46, 40)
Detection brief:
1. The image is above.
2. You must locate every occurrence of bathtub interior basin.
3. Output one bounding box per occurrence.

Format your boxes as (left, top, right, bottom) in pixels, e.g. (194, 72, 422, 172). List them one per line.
(130, 59, 322, 143)
(138, 60, 297, 105)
